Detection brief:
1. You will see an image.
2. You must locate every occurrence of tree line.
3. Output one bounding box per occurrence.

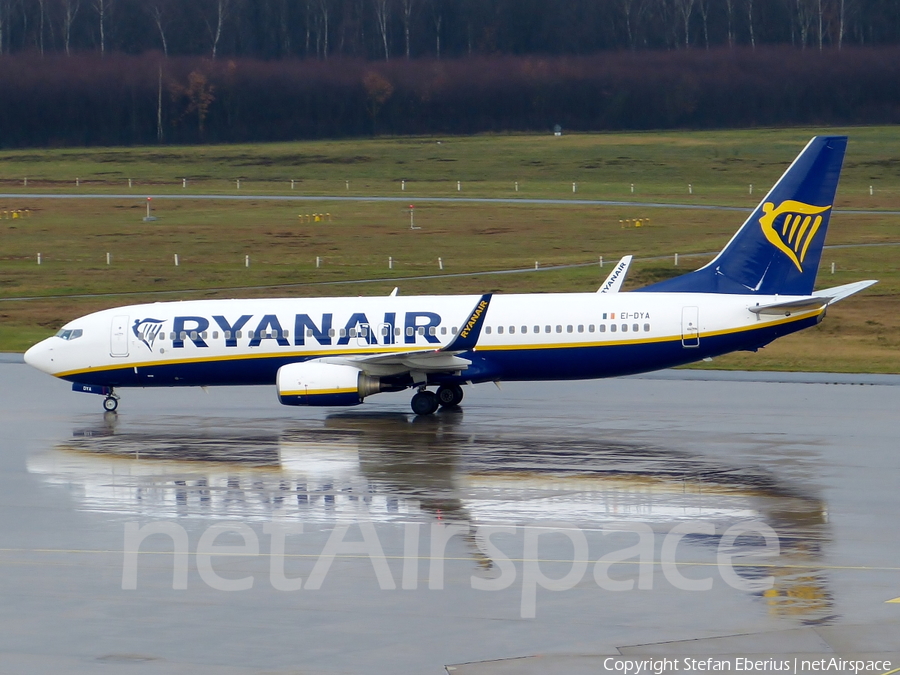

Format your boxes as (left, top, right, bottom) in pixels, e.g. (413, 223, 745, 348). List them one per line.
(1, 47, 898, 148)
(0, 0, 898, 60)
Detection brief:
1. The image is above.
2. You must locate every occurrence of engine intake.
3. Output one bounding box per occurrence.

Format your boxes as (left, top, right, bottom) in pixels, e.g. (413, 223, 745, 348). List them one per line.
(276, 361, 383, 407)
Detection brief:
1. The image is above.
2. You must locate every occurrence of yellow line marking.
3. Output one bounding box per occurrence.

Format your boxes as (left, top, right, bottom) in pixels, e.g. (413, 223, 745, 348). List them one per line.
(879, 668, 900, 675)
(885, 597, 900, 603)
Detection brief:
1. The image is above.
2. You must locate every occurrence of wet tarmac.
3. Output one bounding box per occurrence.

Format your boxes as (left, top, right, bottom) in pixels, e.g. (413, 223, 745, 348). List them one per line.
(1, 363, 899, 674)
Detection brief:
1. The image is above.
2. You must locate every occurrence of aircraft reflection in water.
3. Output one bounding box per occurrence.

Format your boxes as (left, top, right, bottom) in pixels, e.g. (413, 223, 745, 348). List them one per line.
(28, 411, 833, 621)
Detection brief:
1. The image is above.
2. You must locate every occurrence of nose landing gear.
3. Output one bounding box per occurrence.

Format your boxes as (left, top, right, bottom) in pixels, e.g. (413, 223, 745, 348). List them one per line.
(103, 394, 119, 412)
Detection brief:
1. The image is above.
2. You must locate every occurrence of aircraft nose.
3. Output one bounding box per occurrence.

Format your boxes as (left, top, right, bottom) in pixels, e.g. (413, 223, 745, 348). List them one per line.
(24, 339, 56, 374)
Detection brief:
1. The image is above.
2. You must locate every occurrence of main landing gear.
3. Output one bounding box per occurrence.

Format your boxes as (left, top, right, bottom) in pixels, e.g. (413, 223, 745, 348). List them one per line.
(410, 384, 464, 416)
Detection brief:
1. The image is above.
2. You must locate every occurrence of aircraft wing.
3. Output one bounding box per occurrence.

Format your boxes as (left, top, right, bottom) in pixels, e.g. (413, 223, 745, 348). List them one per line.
(750, 280, 877, 316)
(310, 294, 493, 377)
(597, 255, 632, 293)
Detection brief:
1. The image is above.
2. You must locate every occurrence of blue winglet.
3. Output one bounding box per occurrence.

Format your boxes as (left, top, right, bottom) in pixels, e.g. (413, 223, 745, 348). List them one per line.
(636, 136, 847, 296)
(444, 294, 492, 351)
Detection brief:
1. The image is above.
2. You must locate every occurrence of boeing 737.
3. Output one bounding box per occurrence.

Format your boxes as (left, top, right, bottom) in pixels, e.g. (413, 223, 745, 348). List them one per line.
(24, 136, 876, 415)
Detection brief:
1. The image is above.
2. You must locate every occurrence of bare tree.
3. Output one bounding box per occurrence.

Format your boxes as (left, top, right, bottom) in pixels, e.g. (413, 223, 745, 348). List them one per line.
(316, 0, 330, 58)
(92, 0, 109, 55)
(399, 0, 415, 58)
(206, 0, 231, 59)
(697, 0, 710, 47)
(373, 0, 389, 60)
(725, 0, 735, 46)
(62, 0, 80, 55)
(148, 1, 169, 56)
(430, 0, 442, 57)
(674, 0, 695, 47)
(747, 0, 755, 48)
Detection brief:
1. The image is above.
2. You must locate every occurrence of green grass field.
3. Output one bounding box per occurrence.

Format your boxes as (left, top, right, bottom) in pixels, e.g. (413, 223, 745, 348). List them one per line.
(1, 127, 898, 372)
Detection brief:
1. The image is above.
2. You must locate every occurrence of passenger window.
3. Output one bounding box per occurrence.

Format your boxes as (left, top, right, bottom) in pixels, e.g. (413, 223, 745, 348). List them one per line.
(417, 327, 425, 335)
(555, 325, 562, 333)
(201, 332, 208, 340)
(644, 323, 651, 332)
(406, 327, 414, 336)
(328, 329, 335, 337)
(485, 327, 492, 334)
(349, 328, 357, 338)
(236, 330, 243, 339)
(509, 326, 515, 334)
(577, 325, 584, 333)
(588, 325, 595, 333)
(307, 329, 314, 337)
(566, 325, 573, 333)
(545, 326, 551, 333)
(498, 326, 504, 334)
(339, 329, 347, 337)
(429, 326, 436, 336)
(610, 325, 617, 333)
(212, 331, 219, 339)
(180, 331, 187, 340)
(534, 326, 540, 333)
(621, 324, 628, 332)
(521, 326, 527, 334)
(247, 330, 254, 339)
(381, 326, 389, 337)
(395, 327, 401, 336)
(451, 326, 458, 334)
(599, 325, 606, 333)
(441, 327, 447, 335)
(633, 324, 639, 332)
(284, 330, 290, 338)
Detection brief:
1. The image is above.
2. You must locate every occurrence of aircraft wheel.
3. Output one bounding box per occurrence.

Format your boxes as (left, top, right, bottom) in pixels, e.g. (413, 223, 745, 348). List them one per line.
(411, 390, 439, 416)
(103, 397, 118, 412)
(436, 384, 464, 408)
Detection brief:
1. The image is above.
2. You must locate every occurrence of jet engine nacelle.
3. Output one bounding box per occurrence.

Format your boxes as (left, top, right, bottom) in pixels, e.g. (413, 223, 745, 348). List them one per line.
(276, 361, 383, 407)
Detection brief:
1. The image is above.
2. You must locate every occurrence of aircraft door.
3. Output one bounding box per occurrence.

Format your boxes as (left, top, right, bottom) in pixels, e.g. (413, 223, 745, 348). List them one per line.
(355, 323, 373, 348)
(110, 315, 130, 357)
(681, 306, 700, 348)
(376, 322, 394, 346)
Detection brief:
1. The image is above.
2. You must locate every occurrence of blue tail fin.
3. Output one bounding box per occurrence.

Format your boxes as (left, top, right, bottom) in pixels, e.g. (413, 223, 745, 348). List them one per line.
(636, 136, 847, 296)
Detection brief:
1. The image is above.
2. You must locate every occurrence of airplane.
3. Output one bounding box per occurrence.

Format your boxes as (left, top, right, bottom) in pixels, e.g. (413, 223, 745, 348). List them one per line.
(24, 136, 876, 416)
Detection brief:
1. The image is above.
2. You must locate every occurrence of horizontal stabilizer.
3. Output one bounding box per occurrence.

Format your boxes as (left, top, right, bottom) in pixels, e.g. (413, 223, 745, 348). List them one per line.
(812, 279, 878, 304)
(597, 255, 632, 293)
(750, 279, 877, 315)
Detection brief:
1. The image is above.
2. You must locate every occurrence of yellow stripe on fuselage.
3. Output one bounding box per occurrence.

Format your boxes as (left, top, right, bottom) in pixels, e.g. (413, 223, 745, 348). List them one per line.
(280, 388, 358, 397)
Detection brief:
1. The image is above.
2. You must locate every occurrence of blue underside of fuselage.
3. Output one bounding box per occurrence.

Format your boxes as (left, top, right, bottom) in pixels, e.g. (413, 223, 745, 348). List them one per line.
(64, 315, 819, 390)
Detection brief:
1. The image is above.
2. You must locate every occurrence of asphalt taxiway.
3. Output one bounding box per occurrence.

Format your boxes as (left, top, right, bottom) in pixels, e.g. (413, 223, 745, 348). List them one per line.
(1, 363, 898, 674)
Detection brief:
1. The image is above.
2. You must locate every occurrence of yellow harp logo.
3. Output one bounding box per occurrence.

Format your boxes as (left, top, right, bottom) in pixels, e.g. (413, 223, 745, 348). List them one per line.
(759, 200, 831, 272)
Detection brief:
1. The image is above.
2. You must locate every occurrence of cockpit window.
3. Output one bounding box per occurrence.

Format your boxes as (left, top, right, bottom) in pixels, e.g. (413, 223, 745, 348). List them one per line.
(55, 328, 83, 341)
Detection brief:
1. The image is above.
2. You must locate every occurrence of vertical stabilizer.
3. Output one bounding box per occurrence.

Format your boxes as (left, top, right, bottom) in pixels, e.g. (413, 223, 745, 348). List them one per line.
(637, 136, 847, 296)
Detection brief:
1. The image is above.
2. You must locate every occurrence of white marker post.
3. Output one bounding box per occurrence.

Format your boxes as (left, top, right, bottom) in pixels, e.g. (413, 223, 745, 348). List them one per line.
(76, 177, 80, 187)
(389, 256, 393, 270)
(236, 179, 241, 190)
(345, 180, 349, 191)
(515, 182, 519, 192)
(106, 252, 111, 266)
(37, 253, 41, 265)
(24, 177, 27, 187)
(688, 184, 693, 195)
(401, 180, 406, 191)
(674, 253, 679, 266)
(291, 179, 296, 190)
(245, 255, 250, 268)
(457, 181, 461, 192)
(535, 261, 539, 269)
(438, 257, 443, 270)
(831, 262, 836, 274)
(316, 256, 321, 268)
(128, 178, 133, 189)
(572, 182, 577, 193)
(749, 184, 753, 195)
(599, 256, 604, 267)
(631, 183, 634, 193)
(870, 185, 874, 196)
(174, 254, 179, 267)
